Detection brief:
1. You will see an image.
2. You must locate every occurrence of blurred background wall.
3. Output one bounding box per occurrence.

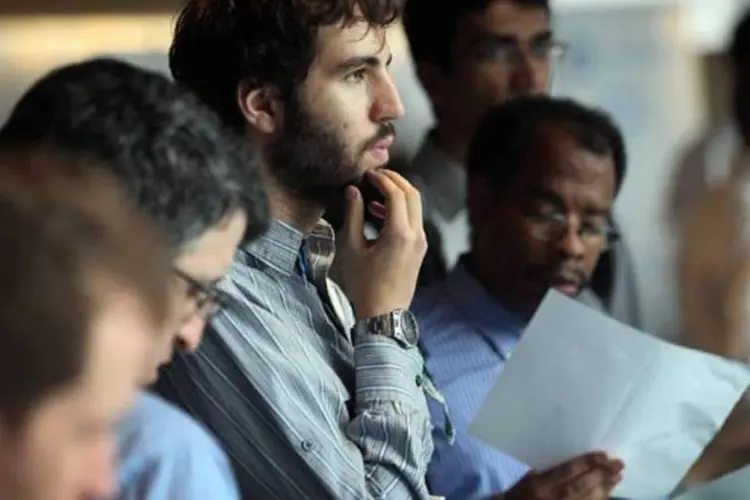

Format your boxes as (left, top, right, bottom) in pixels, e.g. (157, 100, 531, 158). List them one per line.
(0, 0, 748, 340)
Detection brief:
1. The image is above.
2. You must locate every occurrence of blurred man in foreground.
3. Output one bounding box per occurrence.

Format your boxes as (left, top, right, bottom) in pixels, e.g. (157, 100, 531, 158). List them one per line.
(0, 58, 269, 499)
(0, 149, 172, 500)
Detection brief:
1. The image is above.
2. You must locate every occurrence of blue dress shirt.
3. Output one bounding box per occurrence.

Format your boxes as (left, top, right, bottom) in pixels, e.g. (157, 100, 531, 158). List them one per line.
(413, 262, 530, 500)
(115, 391, 239, 500)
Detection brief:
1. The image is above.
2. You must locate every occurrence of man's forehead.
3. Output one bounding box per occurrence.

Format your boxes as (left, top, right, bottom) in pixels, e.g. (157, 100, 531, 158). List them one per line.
(455, 0, 550, 45)
(519, 130, 616, 187)
(316, 21, 391, 63)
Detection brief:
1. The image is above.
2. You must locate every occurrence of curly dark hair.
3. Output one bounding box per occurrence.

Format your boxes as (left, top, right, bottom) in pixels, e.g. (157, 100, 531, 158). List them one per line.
(730, 9, 750, 144)
(169, 0, 403, 132)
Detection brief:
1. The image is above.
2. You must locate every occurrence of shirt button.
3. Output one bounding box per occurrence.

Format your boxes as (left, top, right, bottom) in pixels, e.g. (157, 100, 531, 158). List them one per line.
(301, 439, 315, 452)
(415, 374, 424, 387)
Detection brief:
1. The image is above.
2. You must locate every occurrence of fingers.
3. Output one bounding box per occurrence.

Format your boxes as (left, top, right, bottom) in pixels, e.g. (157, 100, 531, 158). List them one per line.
(376, 169, 423, 229)
(542, 452, 621, 486)
(342, 186, 366, 252)
(555, 463, 623, 500)
(363, 170, 410, 233)
(542, 452, 604, 485)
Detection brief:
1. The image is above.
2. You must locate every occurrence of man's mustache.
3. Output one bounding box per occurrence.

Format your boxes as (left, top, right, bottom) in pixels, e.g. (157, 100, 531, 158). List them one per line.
(363, 122, 396, 151)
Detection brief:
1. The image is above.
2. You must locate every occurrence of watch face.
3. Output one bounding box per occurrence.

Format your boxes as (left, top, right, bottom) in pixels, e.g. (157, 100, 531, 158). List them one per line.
(400, 310, 419, 345)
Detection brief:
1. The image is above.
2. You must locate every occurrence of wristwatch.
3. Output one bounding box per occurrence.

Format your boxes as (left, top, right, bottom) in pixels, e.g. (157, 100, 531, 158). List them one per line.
(353, 308, 420, 348)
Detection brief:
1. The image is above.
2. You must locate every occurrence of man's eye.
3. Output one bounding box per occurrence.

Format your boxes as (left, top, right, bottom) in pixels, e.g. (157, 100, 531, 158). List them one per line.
(344, 69, 367, 83)
(581, 223, 610, 235)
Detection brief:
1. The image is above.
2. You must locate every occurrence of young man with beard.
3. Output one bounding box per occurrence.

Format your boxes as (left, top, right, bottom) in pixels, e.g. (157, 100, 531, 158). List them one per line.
(154, 0, 436, 498)
(0, 58, 268, 499)
(414, 97, 626, 500)
(0, 149, 172, 500)
(402, 0, 642, 329)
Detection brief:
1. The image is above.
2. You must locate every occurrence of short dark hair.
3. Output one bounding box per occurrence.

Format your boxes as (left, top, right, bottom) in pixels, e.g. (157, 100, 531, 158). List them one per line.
(730, 9, 750, 68)
(0, 58, 268, 248)
(731, 10, 750, 144)
(403, 0, 549, 71)
(467, 96, 626, 194)
(0, 148, 172, 428)
(169, 0, 402, 132)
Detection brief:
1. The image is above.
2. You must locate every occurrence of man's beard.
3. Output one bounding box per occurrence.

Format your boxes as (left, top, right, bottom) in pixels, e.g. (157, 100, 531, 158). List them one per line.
(265, 93, 394, 228)
(266, 93, 356, 209)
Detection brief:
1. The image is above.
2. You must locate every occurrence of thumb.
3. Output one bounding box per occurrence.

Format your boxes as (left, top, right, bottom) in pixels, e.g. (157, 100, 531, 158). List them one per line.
(342, 186, 366, 251)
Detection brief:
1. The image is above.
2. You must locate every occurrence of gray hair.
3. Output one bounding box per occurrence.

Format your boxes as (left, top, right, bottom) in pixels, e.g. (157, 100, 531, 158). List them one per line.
(0, 58, 268, 248)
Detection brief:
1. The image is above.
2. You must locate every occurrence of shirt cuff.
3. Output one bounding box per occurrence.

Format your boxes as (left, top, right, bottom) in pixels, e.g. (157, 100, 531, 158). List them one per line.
(353, 333, 429, 414)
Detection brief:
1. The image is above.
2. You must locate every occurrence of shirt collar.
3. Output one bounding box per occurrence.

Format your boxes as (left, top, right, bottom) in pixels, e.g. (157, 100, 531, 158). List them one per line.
(411, 133, 467, 219)
(242, 219, 335, 278)
(444, 257, 527, 355)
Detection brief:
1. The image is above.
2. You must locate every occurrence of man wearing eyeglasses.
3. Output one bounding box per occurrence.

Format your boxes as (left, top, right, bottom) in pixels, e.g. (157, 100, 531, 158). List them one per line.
(0, 58, 268, 499)
(402, 0, 641, 331)
(413, 97, 626, 500)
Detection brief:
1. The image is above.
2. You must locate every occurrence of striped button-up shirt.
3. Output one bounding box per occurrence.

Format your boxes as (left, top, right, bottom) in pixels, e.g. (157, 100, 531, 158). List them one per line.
(155, 219, 434, 499)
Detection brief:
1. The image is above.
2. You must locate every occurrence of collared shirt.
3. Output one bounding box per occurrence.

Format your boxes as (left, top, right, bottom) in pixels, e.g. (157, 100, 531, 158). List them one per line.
(408, 134, 642, 329)
(155, 219, 434, 500)
(407, 136, 469, 269)
(115, 391, 239, 500)
(414, 260, 642, 500)
(413, 263, 529, 500)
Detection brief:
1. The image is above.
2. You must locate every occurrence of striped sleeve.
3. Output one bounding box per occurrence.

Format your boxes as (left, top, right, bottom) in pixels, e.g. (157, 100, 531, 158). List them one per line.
(347, 332, 434, 498)
(156, 274, 434, 499)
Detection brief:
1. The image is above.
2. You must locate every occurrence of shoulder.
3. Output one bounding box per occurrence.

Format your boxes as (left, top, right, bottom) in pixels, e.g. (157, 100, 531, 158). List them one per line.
(412, 280, 456, 323)
(116, 393, 239, 499)
(118, 392, 227, 462)
(412, 280, 467, 352)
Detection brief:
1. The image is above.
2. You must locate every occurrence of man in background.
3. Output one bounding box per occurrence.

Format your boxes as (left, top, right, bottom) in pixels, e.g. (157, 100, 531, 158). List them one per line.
(0, 149, 172, 500)
(668, 8, 750, 235)
(0, 58, 268, 499)
(415, 97, 626, 499)
(403, 0, 641, 327)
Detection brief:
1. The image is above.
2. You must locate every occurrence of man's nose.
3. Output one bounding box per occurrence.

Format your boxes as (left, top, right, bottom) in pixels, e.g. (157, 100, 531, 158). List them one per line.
(558, 223, 587, 260)
(511, 52, 546, 96)
(175, 313, 206, 352)
(370, 71, 405, 122)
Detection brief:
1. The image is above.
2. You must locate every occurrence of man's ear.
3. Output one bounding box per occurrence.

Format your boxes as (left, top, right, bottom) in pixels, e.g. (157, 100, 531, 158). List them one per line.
(237, 81, 284, 135)
(467, 175, 494, 222)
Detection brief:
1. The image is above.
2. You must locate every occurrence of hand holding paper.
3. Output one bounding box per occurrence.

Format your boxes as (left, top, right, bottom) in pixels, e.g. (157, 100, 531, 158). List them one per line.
(470, 292, 750, 500)
(505, 451, 623, 500)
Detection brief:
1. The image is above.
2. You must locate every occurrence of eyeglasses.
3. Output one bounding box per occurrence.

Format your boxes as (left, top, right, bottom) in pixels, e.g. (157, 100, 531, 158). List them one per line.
(524, 212, 619, 250)
(469, 38, 568, 67)
(172, 267, 229, 318)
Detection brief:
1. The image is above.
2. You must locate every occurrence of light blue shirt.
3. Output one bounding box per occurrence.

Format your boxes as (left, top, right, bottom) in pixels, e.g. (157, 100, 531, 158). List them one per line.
(115, 391, 239, 500)
(414, 262, 529, 500)
(415, 262, 666, 500)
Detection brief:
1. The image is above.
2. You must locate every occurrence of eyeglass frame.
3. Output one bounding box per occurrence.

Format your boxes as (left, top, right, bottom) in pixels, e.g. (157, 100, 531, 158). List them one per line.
(460, 33, 569, 67)
(522, 211, 620, 251)
(172, 267, 229, 318)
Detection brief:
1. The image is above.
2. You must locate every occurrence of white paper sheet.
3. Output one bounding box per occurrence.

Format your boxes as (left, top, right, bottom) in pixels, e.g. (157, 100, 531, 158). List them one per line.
(469, 291, 750, 500)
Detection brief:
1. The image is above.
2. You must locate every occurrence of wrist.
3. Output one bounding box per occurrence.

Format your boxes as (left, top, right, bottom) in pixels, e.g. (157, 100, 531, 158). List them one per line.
(353, 301, 409, 321)
(354, 307, 395, 321)
(352, 309, 420, 347)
